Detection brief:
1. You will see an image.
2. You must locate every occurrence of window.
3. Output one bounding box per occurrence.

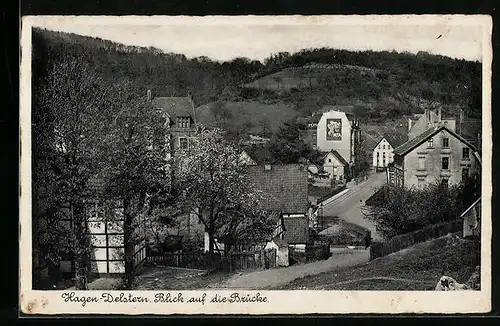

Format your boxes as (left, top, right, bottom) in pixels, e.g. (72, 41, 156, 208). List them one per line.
(462, 167, 469, 181)
(328, 159, 332, 163)
(441, 178, 449, 187)
(377, 152, 379, 157)
(442, 137, 449, 148)
(417, 177, 426, 187)
(441, 157, 450, 170)
(427, 138, 434, 148)
(179, 137, 189, 150)
(178, 117, 190, 128)
(418, 156, 425, 170)
(462, 147, 470, 160)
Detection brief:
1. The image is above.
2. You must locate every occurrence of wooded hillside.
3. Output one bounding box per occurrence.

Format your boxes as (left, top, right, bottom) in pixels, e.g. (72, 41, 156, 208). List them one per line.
(32, 28, 482, 139)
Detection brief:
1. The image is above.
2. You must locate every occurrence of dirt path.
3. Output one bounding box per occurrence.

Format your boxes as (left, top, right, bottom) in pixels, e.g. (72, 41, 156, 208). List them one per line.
(218, 249, 370, 290)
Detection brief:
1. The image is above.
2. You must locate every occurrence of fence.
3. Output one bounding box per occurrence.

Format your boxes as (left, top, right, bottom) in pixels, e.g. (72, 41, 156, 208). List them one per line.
(369, 219, 463, 260)
(289, 244, 331, 264)
(145, 247, 277, 272)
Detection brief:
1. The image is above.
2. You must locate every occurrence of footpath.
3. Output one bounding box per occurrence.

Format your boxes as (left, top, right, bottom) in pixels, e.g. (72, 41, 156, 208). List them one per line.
(217, 249, 370, 290)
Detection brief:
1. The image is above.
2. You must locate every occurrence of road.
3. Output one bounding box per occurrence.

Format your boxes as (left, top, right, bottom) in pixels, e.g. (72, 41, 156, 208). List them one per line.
(319, 170, 387, 241)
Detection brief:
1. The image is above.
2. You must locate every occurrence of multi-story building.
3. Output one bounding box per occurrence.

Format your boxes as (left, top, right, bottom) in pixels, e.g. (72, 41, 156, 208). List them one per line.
(372, 134, 407, 171)
(316, 106, 361, 177)
(151, 93, 198, 157)
(387, 124, 480, 188)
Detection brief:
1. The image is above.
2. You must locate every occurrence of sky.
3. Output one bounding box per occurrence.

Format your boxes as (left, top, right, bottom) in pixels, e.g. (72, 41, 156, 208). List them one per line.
(30, 16, 485, 62)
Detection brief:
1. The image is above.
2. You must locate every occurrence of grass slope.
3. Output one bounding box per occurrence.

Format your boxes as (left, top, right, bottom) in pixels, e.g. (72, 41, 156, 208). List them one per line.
(195, 101, 299, 135)
(277, 234, 480, 290)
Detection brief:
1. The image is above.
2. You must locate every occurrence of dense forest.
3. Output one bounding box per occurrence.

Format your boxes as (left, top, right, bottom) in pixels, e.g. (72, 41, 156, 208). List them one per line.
(32, 28, 482, 139)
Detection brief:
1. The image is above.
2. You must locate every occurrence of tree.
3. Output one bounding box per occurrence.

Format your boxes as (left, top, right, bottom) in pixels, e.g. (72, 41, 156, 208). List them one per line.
(362, 180, 478, 239)
(99, 81, 172, 289)
(33, 55, 113, 289)
(268, 119, 319, 164)
(173, 128, 272, 255)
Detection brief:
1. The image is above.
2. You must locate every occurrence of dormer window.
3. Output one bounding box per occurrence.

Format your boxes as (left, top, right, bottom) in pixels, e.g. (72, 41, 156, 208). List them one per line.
(178, 117, 190, 128)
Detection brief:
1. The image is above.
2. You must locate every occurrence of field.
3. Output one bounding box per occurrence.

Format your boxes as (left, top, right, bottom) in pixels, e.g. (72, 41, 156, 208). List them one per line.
(277, 234, 480, 290)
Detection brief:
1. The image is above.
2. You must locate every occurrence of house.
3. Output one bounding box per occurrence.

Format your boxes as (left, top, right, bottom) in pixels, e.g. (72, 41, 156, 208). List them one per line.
(150, 92, 197, 156)
(238, 145, 276, 166)
(408, 108, 457, 140)
(461, 198, 481, 238)
(321, 150, 349, 185)
(387, 125, 481, 188)
(316, 106, 361, 176)
(247, 163, 311, 265)
(33, 175, 148, 282)
(372, 134, 407, 171)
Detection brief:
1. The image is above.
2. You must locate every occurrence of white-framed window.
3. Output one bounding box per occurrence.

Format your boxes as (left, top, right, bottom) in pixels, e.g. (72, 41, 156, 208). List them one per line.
(178, 117, 191, 128)
(179, 137, 189, 150)
(427, 138, 434, 148)
(418, 156, 425, 170)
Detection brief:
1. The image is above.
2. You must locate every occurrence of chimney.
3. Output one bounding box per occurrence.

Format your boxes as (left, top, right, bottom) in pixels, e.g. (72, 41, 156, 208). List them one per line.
(147, 89, 152, 102)
(408, 118, 412, 133)
(437, 107, 442, 123)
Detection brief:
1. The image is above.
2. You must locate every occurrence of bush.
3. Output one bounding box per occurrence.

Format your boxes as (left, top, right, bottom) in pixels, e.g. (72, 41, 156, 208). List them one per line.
(364, 177, 480, 239)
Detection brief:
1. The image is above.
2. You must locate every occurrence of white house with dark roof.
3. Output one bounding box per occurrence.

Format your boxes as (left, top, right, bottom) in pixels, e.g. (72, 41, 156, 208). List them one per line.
(387, 125, 481, 188)
(372, 134, 407, 170)
(322, 150, 349, 184)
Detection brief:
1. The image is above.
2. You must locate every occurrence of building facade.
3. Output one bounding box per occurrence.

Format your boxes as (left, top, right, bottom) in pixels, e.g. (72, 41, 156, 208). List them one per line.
(387, 125, 480, 188)
(151, 94, 198, 157)
(322, 150, 348, 184)
(372, 138, 394, 170)
(316, 107, 361, 171)
(372, 134, 407, 170)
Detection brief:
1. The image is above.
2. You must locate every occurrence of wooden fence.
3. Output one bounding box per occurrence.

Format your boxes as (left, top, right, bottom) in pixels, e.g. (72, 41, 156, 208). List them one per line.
(370, 219, 463, 260)
(145, 248, 277, 272)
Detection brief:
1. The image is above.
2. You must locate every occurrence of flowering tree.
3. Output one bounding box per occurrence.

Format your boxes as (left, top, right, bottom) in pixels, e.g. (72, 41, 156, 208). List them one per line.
(173, 128, 275, 255)
(99, 81, 173, 288)
(32, 56, 114, 289)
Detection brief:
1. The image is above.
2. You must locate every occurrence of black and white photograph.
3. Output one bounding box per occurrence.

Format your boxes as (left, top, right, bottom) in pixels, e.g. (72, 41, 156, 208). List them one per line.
(20, 15, 492, 314)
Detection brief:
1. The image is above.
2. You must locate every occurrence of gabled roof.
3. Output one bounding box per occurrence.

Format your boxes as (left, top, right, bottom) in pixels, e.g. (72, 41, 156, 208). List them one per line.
(460, 198, 481, 219)
(328, 150, 349, 166)
(151, 97, 196, 123)
(248, 164, 309, 214)
(271, 235, 288, 248)
(393, 125, 478, 156)
(242, 145, 277, 165)
(283, 216, 310, 244)
(382, 133, 408, 149)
